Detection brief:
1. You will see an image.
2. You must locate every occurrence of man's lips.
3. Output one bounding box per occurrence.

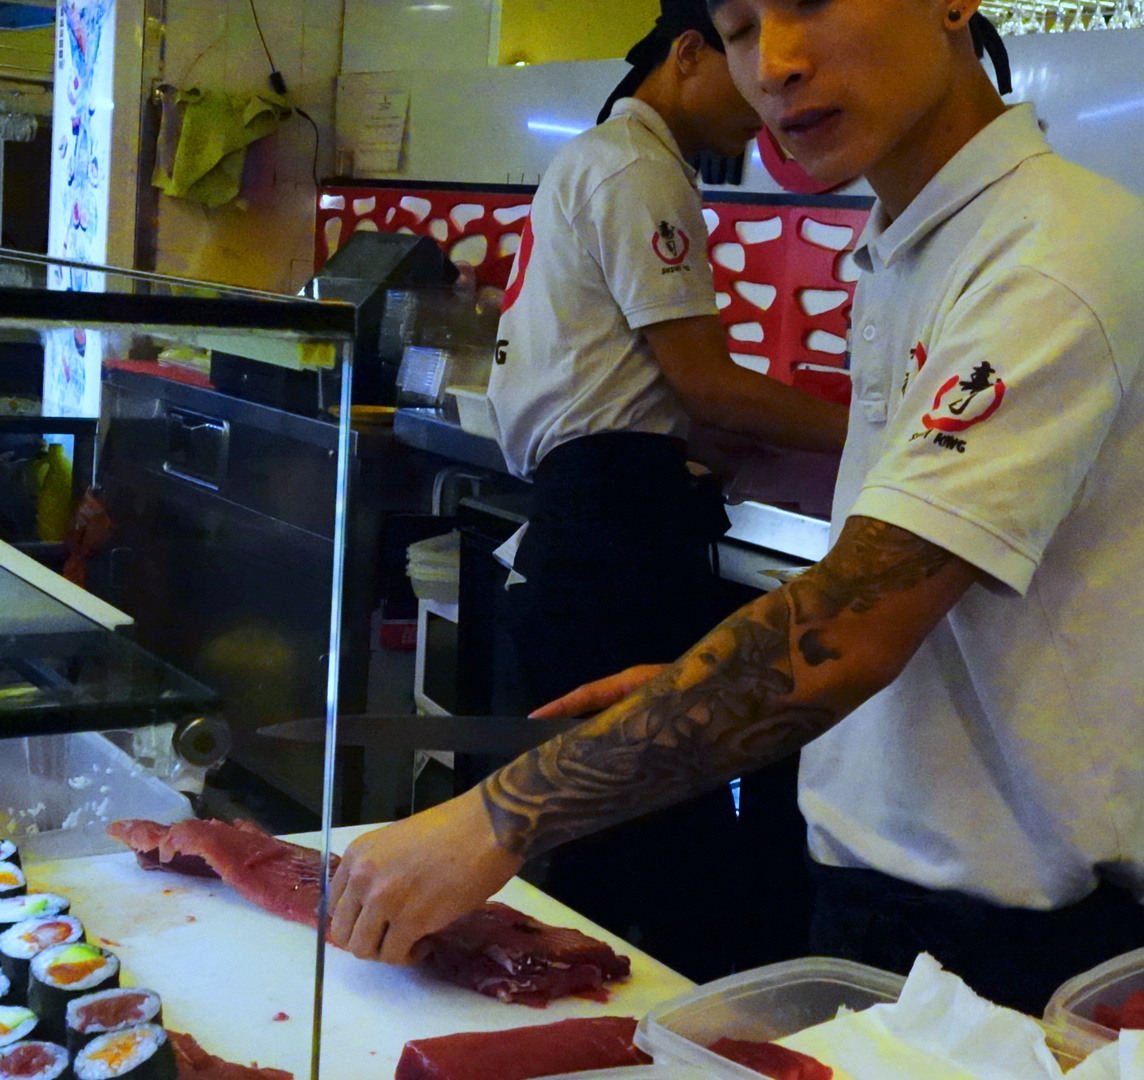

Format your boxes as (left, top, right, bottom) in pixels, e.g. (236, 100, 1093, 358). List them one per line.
(779, 108, 841, 137)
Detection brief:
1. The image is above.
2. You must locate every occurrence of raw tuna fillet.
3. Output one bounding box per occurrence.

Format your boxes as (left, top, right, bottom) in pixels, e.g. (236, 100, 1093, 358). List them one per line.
(422, 902, 631, 1006)
(708, 1037, 833, 1080)
(106, 820, 338, 928)
(394, 1015, 650, 1080)
(169, 1030, 293, 1080)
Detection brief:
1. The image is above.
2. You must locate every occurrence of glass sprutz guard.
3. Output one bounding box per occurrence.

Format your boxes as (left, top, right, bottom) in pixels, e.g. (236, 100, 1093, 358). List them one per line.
(0, 248, 356, 1079)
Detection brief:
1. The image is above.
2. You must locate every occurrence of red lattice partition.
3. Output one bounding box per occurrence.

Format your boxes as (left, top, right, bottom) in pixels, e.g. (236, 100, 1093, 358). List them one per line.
(704, 198, 871, 403)
(316, 186, 533, 292)
(316, 185, 871, 403)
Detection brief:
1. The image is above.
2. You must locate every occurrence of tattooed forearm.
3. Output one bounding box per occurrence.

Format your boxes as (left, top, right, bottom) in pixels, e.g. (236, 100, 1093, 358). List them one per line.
(480, 515, 973, 860)
(482, 592, 828, 857)
(790, 515, 956, 621)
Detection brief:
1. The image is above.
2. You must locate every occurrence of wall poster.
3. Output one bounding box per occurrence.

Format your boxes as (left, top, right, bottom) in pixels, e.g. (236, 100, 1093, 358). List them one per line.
(44, 0, 117, 421)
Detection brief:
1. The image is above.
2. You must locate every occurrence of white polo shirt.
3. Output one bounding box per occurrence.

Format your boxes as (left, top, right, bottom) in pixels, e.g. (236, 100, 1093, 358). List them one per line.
(487, 98, 718, 479)
(799, 104, 1144, 909)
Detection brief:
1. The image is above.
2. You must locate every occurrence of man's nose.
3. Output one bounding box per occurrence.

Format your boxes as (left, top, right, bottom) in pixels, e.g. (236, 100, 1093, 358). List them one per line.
(757, 17, 810, 92)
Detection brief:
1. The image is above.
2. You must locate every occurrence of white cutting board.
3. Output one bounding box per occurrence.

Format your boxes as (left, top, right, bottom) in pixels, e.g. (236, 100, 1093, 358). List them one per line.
(27, 824, 695, 1080)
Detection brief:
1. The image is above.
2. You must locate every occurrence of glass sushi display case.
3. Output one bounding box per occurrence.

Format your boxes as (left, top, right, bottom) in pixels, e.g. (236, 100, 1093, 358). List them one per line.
(0, 250, 700, 1080)
(0, 249, 359, 1079)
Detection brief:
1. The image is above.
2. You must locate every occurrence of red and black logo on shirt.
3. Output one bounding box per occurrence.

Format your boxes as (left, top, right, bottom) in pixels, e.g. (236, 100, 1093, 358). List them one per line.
(907, 342, 1007, 454)
(652, 221, 690, 266)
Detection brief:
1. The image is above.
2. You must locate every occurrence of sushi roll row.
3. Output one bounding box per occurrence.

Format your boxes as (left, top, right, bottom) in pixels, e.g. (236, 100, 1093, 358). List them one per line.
(0, 895, 75, 1009)
(0, 846, 173, 1079)
(2, 917, 85, 999)
(0, 937, 122, 1048)
(0, 966, 169, 1078)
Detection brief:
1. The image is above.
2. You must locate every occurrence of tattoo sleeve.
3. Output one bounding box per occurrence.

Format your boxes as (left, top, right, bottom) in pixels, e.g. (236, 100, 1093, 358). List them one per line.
(480, 516, 961, 859)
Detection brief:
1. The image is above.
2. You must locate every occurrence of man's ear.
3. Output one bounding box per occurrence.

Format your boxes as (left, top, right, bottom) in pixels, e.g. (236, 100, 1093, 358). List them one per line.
(673, 28, 708, 75)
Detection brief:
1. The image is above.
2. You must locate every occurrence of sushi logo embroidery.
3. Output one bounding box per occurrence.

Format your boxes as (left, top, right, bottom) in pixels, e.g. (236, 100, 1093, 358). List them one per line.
(905, 346, 1007, 453)
(922, 361, 1006, 432)
(652, 221, 690, 268)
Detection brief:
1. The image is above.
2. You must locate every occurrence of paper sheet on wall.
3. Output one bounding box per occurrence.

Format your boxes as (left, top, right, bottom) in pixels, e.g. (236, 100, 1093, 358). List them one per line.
(337, 75, 409, 175)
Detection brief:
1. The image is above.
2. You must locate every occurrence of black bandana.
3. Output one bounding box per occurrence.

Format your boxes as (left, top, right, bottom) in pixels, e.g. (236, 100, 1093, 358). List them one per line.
(597, 0, 726, 124)
(970, 12, 1013, 95)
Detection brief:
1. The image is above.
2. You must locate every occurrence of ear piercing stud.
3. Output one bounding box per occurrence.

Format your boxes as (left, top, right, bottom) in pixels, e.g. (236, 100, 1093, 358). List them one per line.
(948, 7, 963, 20)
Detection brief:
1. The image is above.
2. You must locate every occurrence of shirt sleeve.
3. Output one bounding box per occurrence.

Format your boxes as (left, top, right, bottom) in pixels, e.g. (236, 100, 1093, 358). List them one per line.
(850, 265, 1123, 594)
(571, 156, 718, 331)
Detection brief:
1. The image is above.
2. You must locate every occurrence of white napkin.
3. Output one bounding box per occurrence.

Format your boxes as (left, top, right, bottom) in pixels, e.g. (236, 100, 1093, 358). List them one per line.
(492, 522, 529, 588)
(780, 953, 1066, 1080)
(1069, 1030, 1144, 1080)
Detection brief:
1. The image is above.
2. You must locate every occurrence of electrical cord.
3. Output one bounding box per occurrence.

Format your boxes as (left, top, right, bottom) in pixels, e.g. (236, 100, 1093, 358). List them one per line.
(294, 107, 321, 188)
(247, 0, 320, 186)
(248, 0, 279, 83)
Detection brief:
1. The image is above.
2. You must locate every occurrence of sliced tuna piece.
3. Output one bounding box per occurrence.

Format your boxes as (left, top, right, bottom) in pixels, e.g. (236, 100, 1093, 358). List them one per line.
(423, 902, 630, 1006)
(395, 1015, 650, 1080)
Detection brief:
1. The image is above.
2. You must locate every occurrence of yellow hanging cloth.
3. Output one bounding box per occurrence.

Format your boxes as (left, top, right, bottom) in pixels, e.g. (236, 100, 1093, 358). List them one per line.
(152, 87, 291, 208)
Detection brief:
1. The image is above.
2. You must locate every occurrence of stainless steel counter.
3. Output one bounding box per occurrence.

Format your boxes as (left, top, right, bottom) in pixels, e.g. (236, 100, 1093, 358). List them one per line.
(394, 407, 510, 474)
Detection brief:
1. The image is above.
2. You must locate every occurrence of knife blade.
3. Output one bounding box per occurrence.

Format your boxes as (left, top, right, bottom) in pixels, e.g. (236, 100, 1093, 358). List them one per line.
(257, 713, 581, 755)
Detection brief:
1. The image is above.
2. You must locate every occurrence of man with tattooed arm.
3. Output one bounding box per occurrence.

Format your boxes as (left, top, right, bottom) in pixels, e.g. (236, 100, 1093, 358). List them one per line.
(331, 0, 1144, 1013)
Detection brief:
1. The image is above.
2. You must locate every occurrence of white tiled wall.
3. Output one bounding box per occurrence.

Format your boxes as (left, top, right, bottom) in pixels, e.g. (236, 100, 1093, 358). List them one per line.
(153, 0, 345, 292)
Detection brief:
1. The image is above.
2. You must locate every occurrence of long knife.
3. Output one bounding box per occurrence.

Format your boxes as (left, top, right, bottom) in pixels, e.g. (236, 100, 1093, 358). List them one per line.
(257, 714, 582, 755)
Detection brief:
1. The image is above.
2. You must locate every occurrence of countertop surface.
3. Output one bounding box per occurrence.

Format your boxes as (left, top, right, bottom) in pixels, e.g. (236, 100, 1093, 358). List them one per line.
(28, 823, 694, 1080)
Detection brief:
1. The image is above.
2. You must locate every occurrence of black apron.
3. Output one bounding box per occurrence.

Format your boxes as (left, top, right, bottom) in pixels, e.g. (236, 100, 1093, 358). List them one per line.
(808, 862, 1144, 1015)
(504, 432, 747, 980)
(509, 430, 731, 694)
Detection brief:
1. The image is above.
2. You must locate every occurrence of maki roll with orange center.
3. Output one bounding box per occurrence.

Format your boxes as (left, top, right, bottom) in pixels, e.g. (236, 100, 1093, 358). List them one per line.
(0, 869, 24, 903)
(28, 944, 118, 1043)
(0, 1008, 36, 1049)
(0, 898, 69, 934)
(0, 1041, 69, 1080)
(0, 846, 17, 872)
(0, 917, 84, 1004)
(73, 1024, 176, 1080)
(66, 988, 162, 1056)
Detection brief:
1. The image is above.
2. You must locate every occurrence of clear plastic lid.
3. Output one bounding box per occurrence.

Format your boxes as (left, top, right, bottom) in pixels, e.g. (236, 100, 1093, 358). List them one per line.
(1043, 946, 1144, 1050)
(634, 957, 905, 1076)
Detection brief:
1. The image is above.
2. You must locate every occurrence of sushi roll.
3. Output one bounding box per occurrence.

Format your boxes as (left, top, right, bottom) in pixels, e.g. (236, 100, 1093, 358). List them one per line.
(28, 944, 118, 1044)
(0, 1041, 69, 1080)
(0, 868, 24, 903)
(0, 897, 69, 933)
(0, 916, 85, 1003)
(0, 1007, 37, 1049)
(0, 846, 18, 872)
(73, 1024, 176, 1080)
(66, 988, 162, 1056)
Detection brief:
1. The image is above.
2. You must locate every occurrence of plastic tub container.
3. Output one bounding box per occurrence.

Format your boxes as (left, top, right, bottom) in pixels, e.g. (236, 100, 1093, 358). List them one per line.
(0, 732, 192, 861)
(634, 957, 904, 1075)
(638, 957, 1095, 1074)
(1043, 947, 1143, 1055)
(446, 385, 497, 440)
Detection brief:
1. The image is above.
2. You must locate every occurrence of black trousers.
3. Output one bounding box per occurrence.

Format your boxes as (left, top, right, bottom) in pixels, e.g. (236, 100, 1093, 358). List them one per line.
(808, 860, 1144, 1015)
(504, 433, 813, 981)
